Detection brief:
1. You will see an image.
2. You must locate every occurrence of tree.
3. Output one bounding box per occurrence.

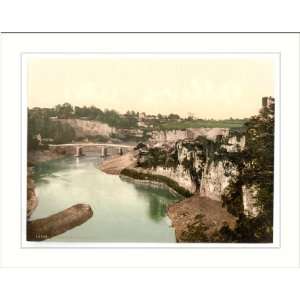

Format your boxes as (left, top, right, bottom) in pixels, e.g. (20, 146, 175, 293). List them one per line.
(220, 98, 275, 242)
(168, 113, 180, 120)
(55, 103, 74, 118)
(179, 98, 275, 243)
(28, 107, 76, 150)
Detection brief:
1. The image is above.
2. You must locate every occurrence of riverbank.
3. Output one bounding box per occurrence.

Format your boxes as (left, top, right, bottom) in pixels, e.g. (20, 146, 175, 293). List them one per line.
(27, 149, 67, 220)
(167, 194, 236, 242)
(99, 151, 137, 174)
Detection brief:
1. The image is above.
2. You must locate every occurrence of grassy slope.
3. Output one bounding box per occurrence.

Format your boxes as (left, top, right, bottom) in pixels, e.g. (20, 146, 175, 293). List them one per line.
(159, 119, 246, 130)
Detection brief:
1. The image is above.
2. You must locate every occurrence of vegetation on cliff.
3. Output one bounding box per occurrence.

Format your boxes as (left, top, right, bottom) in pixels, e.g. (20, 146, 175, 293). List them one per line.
(30, 103, 247, 134)
(120, 168, 192, 197)
(44, 103, 139, 128)
(137, 146, 179, 170)
(219, 98, 274, 242)
(137, 135, 236, 192)
(28, 108, 76, 150)
(183, 99, 275, 243)
(136, 98, 275, 243)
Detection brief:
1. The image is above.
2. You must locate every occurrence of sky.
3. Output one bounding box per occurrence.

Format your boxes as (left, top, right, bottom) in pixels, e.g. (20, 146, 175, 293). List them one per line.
(27, 56, 275, 119)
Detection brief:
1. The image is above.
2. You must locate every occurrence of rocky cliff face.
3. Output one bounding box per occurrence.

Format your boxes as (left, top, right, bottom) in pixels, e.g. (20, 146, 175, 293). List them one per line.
(137, 131, 257, 216)
(150, 165, 194, 193)
(150, 128, 238, 145)
(150, 130, 188, 144)
(56, 119, 115, 137)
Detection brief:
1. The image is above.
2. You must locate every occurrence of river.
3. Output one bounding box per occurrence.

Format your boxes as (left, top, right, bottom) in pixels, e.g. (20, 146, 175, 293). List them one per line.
(31, 154, 181, 243)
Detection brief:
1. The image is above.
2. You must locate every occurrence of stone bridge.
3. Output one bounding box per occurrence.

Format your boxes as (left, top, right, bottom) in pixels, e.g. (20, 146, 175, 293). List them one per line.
(49, 143, 135, 157)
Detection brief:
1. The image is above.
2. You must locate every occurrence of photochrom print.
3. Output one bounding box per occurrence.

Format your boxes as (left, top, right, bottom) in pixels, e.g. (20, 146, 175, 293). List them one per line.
(25, 53, 277, 244)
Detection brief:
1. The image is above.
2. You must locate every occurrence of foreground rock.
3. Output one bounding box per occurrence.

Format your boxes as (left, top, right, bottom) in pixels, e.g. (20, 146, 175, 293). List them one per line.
(99, 151, 137, 175)
(27, 204, 93, 241)
(167, 194, 236, 242)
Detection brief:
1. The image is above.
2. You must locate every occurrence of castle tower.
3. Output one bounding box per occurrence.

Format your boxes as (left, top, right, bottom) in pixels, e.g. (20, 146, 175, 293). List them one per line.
(262, 96, 275, 109)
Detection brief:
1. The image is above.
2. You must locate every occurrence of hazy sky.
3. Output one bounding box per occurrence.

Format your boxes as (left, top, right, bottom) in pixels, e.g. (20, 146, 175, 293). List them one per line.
(28, 57, 275, 119)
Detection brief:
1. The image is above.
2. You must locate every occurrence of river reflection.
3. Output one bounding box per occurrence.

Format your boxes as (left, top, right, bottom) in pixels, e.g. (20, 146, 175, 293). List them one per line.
(133, 185, 180, 222)
(31, 155, 179, 242)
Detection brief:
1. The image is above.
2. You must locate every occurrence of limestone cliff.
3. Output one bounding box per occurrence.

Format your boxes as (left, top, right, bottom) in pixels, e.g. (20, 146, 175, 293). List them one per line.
(150, 128, 242, 145)
(136, 131, 257, 216)
(55, 119, 116, 138)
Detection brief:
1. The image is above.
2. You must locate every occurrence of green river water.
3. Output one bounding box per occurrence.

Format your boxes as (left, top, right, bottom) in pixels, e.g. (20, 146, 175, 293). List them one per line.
(31, 155, 180, 243)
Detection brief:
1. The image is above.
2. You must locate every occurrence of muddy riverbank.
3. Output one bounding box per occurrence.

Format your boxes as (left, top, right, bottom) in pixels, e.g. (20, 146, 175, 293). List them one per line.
(99, 151, 137, 175)
(167, 194, 236, 242)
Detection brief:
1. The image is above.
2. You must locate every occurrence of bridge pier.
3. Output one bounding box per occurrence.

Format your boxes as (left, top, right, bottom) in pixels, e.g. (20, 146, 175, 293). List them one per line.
(100, 147, 108, 158)
(75, 146, 84, 157)
(118, 147, 123, 156)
